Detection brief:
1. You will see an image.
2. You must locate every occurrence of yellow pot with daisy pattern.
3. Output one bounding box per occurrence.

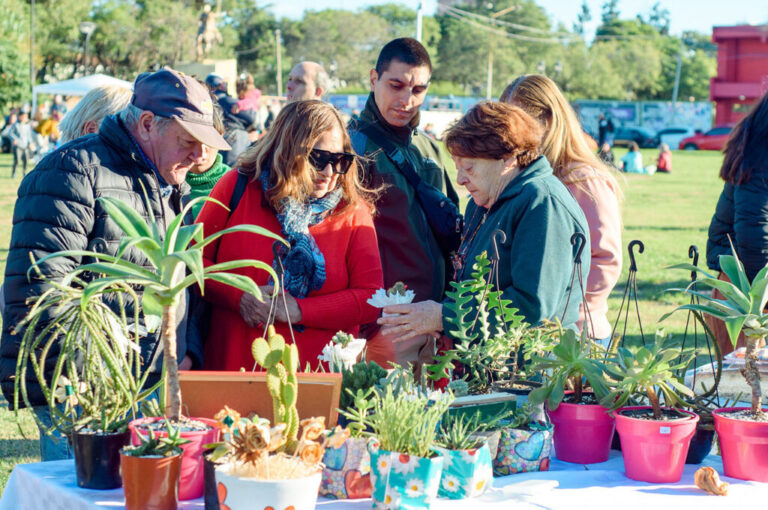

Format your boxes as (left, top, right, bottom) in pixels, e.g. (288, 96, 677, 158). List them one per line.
(367, 438, 444, 509)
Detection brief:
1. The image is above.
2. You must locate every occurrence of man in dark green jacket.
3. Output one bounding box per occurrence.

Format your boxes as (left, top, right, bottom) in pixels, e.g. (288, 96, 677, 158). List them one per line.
(349, 37, 457, 305)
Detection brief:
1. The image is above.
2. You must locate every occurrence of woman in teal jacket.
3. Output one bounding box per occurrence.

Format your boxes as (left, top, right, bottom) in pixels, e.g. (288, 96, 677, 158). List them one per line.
(378, 101, 590, 339)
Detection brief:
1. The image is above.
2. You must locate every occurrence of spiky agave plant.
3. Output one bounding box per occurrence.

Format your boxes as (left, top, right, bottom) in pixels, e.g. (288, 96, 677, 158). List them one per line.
(33, 194, 287, 421)
(664, 245, 767, 418)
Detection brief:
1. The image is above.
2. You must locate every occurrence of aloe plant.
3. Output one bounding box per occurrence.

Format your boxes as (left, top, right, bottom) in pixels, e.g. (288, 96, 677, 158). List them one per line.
(33, 194, 286, 421)
(664, 246, 767, 417)
(528, 328, 613, 411)
(600, 333, 695, 419)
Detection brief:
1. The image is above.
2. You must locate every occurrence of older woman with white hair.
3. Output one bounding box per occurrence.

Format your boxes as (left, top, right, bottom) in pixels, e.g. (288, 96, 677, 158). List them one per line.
(58, 85, 132, 144)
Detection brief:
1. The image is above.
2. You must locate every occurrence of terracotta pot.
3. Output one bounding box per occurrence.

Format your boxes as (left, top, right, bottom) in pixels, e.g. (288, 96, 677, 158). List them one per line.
(713, 406, 768, 482)
(120, 451, 182, 510)
(129, 417, 220, 500)
(547, 395, 614, 464)
(215, 466, 322, 510)
(614, 406, 698, 483)
(71, 429, 130, 489)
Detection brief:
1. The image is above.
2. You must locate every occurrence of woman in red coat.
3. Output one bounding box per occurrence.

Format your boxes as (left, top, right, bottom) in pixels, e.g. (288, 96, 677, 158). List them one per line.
(197, 100, 383, 370)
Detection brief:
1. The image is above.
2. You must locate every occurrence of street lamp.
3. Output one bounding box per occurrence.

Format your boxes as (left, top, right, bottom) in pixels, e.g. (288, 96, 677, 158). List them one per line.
(79, 21, 97, 76)
(486, 4, 518, 100)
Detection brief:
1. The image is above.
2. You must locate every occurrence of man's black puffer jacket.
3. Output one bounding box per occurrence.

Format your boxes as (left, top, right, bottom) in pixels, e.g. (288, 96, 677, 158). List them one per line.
(707, 170, 768, 282)
(0, 115, 185, 408)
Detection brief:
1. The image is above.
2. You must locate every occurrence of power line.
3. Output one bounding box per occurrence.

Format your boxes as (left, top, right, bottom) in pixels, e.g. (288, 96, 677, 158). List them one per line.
(440, 8, 571, 44)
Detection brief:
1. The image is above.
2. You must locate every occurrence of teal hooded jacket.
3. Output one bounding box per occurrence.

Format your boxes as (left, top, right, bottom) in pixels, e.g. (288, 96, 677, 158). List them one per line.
(444, 155, 591, 332)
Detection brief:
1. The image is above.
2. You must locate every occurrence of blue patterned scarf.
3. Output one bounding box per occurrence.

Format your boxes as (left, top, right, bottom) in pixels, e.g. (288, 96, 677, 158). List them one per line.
(260, 167, 342, 298)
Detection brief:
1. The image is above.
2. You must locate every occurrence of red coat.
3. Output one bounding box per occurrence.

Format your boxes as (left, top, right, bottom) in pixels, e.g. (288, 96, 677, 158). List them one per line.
(197, 170, 383, 371)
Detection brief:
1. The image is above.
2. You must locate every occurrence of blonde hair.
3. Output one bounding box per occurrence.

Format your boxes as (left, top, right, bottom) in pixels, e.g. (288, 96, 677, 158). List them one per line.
(58, 85, 133, 144)
(501, 74, 622, 201)
(238, 100, 374, 213)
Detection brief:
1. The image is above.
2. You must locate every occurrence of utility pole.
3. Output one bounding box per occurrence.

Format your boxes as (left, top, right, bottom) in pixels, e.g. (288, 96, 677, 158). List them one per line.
(275, 29, 282, 96)
(30, 0, 35, 96)
(416, 2, 423, 42)
(671, 38, 684, 123)
(486, 4, 518, 100)
(79, 22, 97, 76)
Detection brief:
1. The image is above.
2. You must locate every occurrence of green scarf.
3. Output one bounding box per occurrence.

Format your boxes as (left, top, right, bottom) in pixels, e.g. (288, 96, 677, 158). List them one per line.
(185, 153, 231, 220)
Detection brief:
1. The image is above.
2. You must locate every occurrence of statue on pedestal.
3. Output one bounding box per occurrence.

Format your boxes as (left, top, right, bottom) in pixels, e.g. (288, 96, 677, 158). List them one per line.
(196, 1, 223, 62)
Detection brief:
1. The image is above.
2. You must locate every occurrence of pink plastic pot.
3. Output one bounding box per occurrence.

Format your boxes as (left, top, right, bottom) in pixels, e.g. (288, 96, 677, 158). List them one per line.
(547, 397, 614, 464)
(129, 417, 220, 501)
(713, 407, 768, 482)
(613, 406, 698, 483)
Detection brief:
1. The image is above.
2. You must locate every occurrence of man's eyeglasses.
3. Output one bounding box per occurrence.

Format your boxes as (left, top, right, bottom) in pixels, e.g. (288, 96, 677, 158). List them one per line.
(309, 148, 356, 175)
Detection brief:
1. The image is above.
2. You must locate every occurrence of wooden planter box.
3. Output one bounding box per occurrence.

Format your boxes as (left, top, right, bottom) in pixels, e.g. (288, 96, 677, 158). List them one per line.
(175, 371, 342, 426)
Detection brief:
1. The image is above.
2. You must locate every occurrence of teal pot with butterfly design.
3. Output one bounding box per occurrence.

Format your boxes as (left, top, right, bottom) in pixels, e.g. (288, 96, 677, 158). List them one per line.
(319, 437, 372, 499)
(367, 438, 444, 509)
(433, 443, 493, 499)
(492, 422, 553, 476)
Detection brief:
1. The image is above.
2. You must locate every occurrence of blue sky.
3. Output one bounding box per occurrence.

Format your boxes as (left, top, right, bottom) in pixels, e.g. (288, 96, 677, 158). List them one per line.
(268, 0, 766, 38)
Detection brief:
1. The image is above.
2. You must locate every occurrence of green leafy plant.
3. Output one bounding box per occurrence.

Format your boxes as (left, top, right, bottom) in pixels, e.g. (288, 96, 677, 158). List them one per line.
(338, 387, 376, 438)
(348, 386, 454, 458)
(331, 331, 354, 348)
(529, 328, 613, 411)
(122, 421, 191, 457)
(436, 412, 488, 450)
(600, 333, 695, 419)
(428, 252, 528, 393)
(14, 273, 154, 435)
(446, 379, 469, 397)
(251, 325, 300, 450)
(664, 246, 766, 418)
(339, 361, 387, 414)
(30, 194, 286, 422)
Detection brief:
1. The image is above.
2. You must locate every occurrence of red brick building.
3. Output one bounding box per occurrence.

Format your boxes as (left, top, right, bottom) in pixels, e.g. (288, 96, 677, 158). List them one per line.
(710, 25, 768, 125)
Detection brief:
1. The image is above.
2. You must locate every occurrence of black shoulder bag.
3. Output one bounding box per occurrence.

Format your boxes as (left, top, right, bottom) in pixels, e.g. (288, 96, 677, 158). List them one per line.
(360, 124, 463, 255)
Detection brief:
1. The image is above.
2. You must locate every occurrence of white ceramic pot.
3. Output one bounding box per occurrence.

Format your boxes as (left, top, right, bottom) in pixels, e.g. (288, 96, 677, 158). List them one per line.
(214, 466, 321, 510)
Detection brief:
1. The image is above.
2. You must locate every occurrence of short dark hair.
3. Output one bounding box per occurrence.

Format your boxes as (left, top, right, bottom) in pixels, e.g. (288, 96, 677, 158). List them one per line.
(375, 38, 432, 75)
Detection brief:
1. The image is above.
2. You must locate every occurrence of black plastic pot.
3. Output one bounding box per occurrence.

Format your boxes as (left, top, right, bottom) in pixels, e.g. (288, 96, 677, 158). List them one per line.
(203, 449, 220, 510)
(610, 430, 622, 451)
(72, 429, 130, 489)
(685, 425, 715, 464)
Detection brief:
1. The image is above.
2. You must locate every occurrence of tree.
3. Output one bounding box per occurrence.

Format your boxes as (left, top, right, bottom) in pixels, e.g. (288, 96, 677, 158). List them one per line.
(646, 2, 670, 36)
(573, 0, 592, 36)
(0, 0, 29, 110)
(601, 0, 620, 25)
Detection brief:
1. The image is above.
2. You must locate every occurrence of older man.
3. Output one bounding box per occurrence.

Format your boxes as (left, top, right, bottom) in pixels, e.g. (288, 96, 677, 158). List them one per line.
(0, 67, 230, 460)
(285, 61, 331, 102)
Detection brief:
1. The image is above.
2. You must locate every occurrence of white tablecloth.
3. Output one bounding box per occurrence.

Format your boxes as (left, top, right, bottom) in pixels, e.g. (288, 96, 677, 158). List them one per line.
(1, 452, 766, 510)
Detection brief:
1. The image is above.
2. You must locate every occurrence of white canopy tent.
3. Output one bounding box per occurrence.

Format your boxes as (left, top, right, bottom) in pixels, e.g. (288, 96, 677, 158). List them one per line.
(31, 74, 133, 112)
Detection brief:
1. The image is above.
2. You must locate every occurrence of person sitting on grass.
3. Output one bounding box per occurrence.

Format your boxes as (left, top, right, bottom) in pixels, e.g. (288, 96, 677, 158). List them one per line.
(620, 142, 644, 174)
(656, 143, 672, 173)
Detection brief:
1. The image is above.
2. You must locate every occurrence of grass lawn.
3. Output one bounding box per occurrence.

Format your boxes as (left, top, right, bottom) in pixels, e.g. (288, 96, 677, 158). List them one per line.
(0, 147, 726, 493)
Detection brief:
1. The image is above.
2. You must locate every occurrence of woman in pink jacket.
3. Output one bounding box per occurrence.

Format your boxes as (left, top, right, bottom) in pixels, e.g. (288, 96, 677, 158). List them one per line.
(502, 74, 623, 344)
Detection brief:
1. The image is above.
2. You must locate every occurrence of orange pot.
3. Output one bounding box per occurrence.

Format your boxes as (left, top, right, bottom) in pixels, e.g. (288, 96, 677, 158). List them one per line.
(120, 451, 182, 510)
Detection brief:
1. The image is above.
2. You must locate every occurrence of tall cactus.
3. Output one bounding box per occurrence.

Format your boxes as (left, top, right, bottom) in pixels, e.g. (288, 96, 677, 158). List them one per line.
(252, 326, 300, 449)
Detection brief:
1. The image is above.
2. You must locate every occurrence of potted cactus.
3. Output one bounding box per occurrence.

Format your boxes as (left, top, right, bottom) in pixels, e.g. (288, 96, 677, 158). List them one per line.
(210, 327, 335, 510)
(528, 328, 615, 464)
(600, 333, 699, 483)
(13, 273, 154, 490)
(121, 422, 190, 510)
(665, 246, 768, 481)
(433, 414, 493, 499)
(427, 253, 529, 420)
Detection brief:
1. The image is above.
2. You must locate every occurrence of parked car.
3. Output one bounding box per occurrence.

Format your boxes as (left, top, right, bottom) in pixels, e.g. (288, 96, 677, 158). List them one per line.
(656, 127, 697, 149)
(678, 125, 734, 151)
(612, 126, 658, 148)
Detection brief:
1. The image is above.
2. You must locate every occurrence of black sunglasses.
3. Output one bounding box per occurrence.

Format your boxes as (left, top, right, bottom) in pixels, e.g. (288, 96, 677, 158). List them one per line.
(309, 148, 356, 175)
